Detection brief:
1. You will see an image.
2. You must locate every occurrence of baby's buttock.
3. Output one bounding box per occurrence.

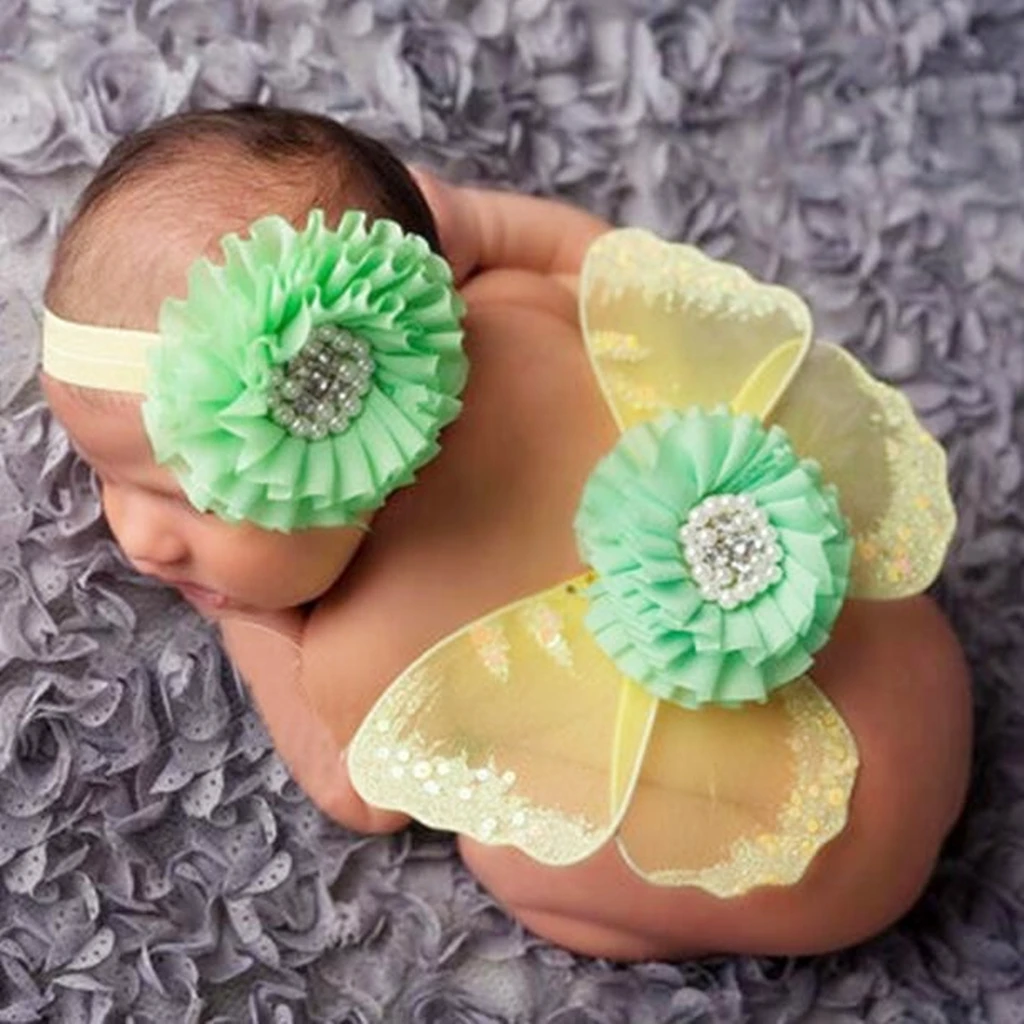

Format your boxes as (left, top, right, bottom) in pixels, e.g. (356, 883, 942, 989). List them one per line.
(302, 273, 973, 958)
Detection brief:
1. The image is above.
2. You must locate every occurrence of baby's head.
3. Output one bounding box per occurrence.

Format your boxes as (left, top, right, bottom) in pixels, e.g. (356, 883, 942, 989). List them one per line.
(42, 105, 454, 615)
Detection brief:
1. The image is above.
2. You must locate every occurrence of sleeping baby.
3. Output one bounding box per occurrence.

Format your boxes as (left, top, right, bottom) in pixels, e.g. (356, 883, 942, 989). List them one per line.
(40, 104, 971, 961)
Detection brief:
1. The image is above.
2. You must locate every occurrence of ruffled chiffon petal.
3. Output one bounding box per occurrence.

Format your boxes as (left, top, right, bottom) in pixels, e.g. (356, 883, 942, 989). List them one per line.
(144, 209, 467, 530)
(576, 407, 852, 709)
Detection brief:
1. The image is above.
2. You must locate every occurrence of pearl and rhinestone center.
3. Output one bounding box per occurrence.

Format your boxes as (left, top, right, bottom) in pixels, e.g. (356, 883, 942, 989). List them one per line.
(679, 493, 783, 609)
(267, 324, 375, 439)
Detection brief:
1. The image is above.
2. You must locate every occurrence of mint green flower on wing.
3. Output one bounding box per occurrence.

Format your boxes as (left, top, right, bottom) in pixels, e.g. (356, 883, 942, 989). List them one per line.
(575, 406, 853, 709)
(142, 209, 467, 532)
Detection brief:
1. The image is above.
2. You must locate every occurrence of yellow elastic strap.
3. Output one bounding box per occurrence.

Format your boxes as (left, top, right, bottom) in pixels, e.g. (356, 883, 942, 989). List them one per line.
(607, 340, 807, 801)
(730, 338, 806, 421)
(41, 309, 157, 394)
(609, 678, 660, 813)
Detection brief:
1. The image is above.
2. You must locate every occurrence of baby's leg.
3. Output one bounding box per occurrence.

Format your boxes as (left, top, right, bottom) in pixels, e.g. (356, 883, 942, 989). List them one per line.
(458, 596, 972, 960)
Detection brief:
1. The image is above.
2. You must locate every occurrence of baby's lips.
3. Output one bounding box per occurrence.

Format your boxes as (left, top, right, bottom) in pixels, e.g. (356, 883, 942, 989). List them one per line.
(167, 578, 231, 610)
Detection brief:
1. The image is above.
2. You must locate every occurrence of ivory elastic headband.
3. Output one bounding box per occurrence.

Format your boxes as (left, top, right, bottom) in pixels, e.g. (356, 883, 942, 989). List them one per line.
(39, 208, 468, 533)
(42, 309, 156, 394)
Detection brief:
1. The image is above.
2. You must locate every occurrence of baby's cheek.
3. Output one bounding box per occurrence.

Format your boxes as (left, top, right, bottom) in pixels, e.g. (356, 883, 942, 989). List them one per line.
(291, 531, 366, 602)
(210, 523, 365, 609)
(231, 543, 333, 608)
(292, 546, 357, 600)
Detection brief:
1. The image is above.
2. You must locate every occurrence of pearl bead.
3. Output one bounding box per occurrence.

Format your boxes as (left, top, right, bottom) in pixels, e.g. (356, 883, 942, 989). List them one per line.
(329, 330, 355, 351)
(267, 324, 377, 439)
(679, 492, 784, 609)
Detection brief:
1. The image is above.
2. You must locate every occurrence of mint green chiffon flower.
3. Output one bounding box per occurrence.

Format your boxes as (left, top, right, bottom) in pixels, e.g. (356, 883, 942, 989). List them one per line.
(575, 406, 853, 709)
(142, 209, 467, 532)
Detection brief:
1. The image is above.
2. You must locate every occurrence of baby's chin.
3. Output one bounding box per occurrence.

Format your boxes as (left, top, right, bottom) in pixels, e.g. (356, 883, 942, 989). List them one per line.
(176, 582, 330, 618)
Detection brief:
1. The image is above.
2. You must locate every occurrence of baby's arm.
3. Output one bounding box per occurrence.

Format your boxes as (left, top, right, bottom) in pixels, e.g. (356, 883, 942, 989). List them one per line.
(413, 170, 610, 287)
(219, 609, 410, 834)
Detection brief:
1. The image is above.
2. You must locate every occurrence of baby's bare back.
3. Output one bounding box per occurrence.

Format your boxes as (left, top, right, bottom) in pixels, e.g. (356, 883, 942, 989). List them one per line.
(304, 268, 619, 738)
(292, 268, 971, 959)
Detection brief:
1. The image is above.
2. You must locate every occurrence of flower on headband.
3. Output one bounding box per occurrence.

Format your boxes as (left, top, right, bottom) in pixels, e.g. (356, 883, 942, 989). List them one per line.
(143, 209, 467, 531)
(576, 407, 852, 708)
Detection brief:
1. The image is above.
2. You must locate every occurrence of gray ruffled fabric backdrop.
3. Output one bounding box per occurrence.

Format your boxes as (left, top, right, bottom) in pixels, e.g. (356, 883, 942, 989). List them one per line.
(1, 0, 1022, 1020)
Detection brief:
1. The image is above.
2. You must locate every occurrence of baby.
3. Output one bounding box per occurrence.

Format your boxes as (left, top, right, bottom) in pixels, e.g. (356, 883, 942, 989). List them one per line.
(41, 105, 972, 961)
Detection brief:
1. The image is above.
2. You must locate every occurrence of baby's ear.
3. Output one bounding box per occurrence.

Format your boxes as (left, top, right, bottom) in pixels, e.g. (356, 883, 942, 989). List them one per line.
(407, 165, 478, 287)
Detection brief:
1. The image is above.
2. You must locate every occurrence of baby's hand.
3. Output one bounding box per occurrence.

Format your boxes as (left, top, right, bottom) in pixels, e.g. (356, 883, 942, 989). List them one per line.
(218, 604, 410, 834)
(410, 166, 479, 287)
(410, 168, 609, 285)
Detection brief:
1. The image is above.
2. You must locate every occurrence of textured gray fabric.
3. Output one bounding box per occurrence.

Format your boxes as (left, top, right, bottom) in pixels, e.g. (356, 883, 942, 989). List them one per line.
(0, 0, 1021, 1020)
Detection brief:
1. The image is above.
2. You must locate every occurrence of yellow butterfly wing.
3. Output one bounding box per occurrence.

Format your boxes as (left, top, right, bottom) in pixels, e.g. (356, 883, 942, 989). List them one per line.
(582, 229, 955, 598)
(614, 677, 857, 896)
(580, 229, 814, 427)
(349, 579, 859, 893)
(766, 341, 956, 598)
(348, 580, 657, 866)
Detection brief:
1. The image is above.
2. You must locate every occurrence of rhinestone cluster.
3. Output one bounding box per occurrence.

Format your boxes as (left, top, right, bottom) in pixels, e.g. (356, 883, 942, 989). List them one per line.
(679, 493, 783, 609)
(267, 324, 375, 439)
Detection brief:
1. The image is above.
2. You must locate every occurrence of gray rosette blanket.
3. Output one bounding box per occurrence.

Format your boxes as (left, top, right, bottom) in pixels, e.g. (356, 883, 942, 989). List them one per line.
(1, 1, 1022, 1021)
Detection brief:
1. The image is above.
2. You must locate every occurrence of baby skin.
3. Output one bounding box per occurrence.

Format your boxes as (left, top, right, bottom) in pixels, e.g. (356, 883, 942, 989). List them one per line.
(45, 175, 972, 962)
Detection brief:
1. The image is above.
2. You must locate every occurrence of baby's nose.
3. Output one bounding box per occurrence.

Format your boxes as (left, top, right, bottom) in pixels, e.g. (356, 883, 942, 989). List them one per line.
(127, 533, 190, 574)
(103, 488, 189, 570)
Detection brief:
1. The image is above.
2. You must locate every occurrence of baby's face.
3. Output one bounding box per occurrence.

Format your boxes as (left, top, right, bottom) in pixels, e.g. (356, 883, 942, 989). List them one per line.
(44, 378, 364, 615)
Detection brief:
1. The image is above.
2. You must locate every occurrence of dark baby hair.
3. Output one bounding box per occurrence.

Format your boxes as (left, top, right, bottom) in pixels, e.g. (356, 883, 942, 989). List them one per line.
(45, 104, 441, 324)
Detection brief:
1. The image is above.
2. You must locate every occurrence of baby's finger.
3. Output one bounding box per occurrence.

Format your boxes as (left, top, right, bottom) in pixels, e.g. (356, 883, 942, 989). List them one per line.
(408, 165, 477, 285)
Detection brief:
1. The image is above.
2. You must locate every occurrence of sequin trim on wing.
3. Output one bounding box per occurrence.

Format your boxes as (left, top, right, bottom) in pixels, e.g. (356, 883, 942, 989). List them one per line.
(847, 383, 954, 597)
(350, 662, 612, 864)
(617, 676, 857, 894)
